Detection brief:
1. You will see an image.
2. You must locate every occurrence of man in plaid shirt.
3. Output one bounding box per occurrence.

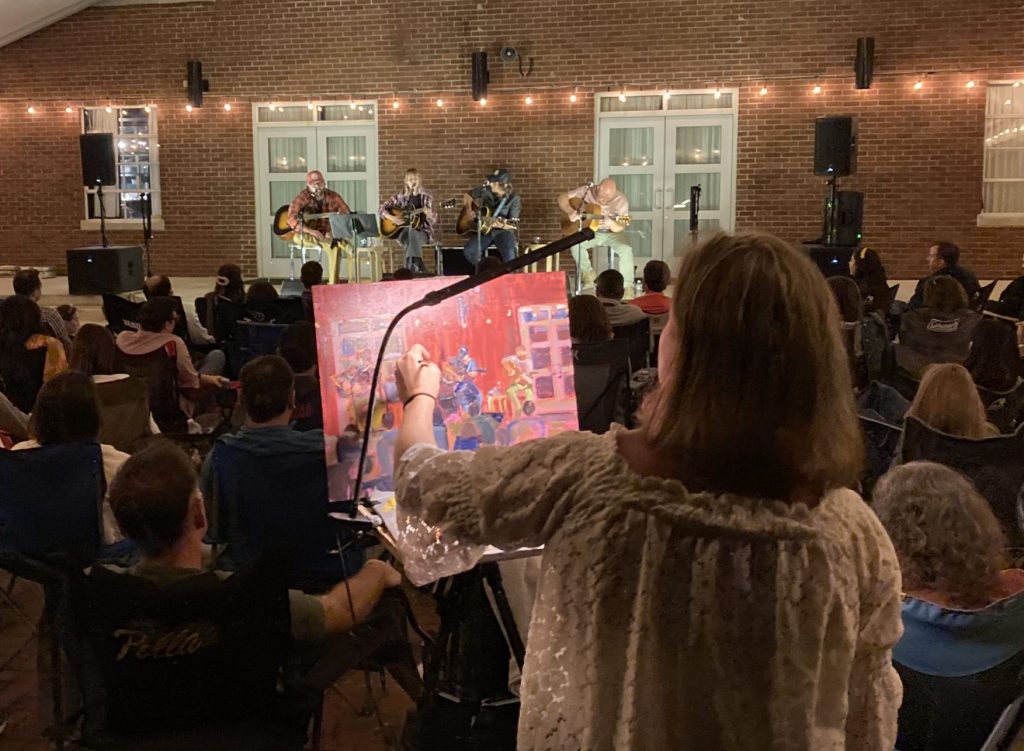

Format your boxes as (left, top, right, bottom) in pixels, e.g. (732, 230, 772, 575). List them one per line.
(287, 170, 351, 283)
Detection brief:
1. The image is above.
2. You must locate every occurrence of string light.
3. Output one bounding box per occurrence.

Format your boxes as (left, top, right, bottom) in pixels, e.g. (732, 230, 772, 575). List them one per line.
(185, 104, 193, 112)
(435, 98, 444, 107)
(317, 105, 323, 112)
(105, 105, 113, 113)
(524, 95, 534, 105)
(349, 101, 356, 109)
(1015, 82, 1021, 88)
(966, 80, 976, 89)
(144, 105, 152, 113)
(617, 91, 627, 102)
(569, 91, 578, 103)
(223, 103, 232, 111)
(27, 106, 36, 114)
(306, 102, 314, 110)
(479, 98, 488, 106)
(812, 84, 822, 95)
(391, 98, 400, 109)
(65, 105, 74, 113)
(759, 86, 768, 96)
(713, 88, 722, 100)
(913, 80, 924, 90)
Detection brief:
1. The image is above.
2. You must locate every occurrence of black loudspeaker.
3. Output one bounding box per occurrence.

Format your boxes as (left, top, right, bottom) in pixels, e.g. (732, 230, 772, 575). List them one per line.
(835, 191, 864, 246)
(855, 37, 875, 90)
(814, 116, 857, 177)
(472, 51, 489, 101)
(79, 133, 116, 187)
(66, 246, 145, 294)
(187, 61, 209, 108)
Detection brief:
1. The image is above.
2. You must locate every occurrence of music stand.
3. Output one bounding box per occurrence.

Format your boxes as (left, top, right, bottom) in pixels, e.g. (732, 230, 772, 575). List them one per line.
(330, 213, 382, 282)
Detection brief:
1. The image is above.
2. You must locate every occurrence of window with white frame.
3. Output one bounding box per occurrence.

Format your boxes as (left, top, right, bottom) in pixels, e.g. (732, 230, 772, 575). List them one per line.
(82, 106, 161, 224)
(981, 83, 1024, 225)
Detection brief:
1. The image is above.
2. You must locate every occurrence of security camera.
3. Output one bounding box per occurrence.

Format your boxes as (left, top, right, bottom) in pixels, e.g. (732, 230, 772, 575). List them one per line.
(500, 46, 518, 62)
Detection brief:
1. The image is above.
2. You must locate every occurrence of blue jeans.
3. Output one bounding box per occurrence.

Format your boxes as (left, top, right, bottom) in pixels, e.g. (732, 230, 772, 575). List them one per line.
(463, 229, 516, 265)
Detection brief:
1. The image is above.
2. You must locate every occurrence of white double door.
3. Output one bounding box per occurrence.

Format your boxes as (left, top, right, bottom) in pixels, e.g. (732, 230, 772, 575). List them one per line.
(255, 125, 378, 278)
(597, 114, 734, 264)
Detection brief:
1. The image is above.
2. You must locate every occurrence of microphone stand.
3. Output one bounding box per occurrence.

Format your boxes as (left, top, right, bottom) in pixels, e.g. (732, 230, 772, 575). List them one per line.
(96, 181, 110, 248)
(142, 191, 153, 276)
(573, 181, 593, 295)
(347, 227, 596, 507)
(689, 184, 702, 245)
(474, 180, 488, 269)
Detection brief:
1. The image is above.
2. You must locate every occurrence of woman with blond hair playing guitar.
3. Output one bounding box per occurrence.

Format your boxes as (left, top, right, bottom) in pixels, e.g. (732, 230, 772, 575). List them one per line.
(379, 168, 438, 274)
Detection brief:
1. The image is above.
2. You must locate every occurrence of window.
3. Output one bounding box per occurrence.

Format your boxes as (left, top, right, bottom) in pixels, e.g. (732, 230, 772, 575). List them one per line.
(980, 82, 1024, 226)
(81, 106, 161, 227)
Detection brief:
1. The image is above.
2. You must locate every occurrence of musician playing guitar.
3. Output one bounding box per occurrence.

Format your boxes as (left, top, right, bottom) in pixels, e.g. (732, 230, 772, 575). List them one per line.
(462, 168, 521, 267)
(557, 177, 633, 293)
(287, 170, 351, 284)
(378, 168, 437, 274)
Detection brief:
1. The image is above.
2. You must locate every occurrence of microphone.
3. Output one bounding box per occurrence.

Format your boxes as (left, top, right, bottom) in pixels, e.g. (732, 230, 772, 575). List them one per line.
(346, 228, 595, 506)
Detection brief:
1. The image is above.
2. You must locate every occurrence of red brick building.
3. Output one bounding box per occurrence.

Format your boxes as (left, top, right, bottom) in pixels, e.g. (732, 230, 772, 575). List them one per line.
(1, 0, 1022, 279)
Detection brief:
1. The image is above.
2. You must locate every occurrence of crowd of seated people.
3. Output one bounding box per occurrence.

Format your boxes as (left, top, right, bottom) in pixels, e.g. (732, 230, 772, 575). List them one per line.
(6, 234, 1024, 749)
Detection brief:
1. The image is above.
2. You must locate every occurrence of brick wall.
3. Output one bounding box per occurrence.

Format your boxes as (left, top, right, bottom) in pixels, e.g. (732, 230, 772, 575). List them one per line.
(1, 0, 1023, 279)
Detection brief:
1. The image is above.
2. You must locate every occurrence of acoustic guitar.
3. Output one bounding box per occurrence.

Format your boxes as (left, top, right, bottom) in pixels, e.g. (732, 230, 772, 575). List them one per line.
(455, 201, 520, 236)
(380, 199, 459, 238)
(272, 205, 343, 239)
(559, 196, 631, 236)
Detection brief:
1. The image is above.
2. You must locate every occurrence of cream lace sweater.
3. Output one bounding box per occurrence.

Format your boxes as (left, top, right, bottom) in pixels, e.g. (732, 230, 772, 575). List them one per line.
(395, 426, 903, 750)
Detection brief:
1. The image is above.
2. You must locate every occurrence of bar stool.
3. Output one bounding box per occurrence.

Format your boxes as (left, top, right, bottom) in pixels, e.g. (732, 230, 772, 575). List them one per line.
(288, 240, 323, 281)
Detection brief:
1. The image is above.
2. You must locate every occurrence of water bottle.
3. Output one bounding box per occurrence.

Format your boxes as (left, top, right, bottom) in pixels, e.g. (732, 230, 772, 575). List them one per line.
(633, 265, 643, 296)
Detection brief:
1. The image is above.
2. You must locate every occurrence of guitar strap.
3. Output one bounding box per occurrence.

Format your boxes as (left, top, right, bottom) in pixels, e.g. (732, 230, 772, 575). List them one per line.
(493, 194, 509, 220)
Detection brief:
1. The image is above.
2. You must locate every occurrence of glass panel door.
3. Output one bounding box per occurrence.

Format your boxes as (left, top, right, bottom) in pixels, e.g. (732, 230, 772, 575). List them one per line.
(663, 115, 734, 259)
(318, 125, 377, 215)
(257, 128, 317, 279)
(597, 117, 665, 267)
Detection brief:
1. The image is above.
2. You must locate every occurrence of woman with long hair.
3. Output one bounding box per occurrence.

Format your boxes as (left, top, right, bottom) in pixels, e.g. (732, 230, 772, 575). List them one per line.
(0, 295, 67, 412)
(392, 231, 901, 749)
(849, 246, 890, 314)
(965, 318, 1022, 395)
(906, 363, 998, 438)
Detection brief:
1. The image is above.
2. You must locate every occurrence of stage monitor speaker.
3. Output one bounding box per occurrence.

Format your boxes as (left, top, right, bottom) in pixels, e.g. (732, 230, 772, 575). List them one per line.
(835, 190, 864, 246)
(79, 133, 116, 187)
(66, 246, 145, 294)
(855, 37, 875, 90)
(814, 116, 857, 177)
(472, 51, 489, 101)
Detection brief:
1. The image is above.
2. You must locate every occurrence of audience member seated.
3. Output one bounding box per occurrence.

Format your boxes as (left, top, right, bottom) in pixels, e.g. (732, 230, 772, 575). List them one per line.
(246, 279, 280, 306)
(392, 230, 902, 749)
(12, 371, 128, 544)
(391, 267, 415, 281)
(300, 260, 323, 321)
(874, 462, 1024, 751)
(628, 260, 671, 315)
(595, 270, 646, 326)
(203, 263, 247, 341)
(12, 268, 72, 355)
(56, 304, 80, 339)
(990, 251, 1024, 320)
(896, 276, 980, 379)
(965, 318, 1022, 395)
(144, 274, 215, 347)
(568, 294, 613, 344)
(909, 241, 981, 309)
(116, 297, 229, 398)
(848, 246, 890, 314)
(906, 363, 998, 438)
(71, 323, 160, 436)
(827, 276, 864, 385)
(105, 441, 421, 724)
(278, 321, 322, 431)
(0, 295, 68, 412)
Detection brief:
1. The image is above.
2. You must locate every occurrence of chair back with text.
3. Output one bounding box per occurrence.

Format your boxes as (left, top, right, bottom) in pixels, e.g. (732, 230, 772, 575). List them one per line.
(900, 416, 1024, 549)
(210, 438, 361, 582)
(75, 556, 292, 737)
(121, 344, 189, 433)
(0, 443, 104, 564)
(0, 345, 47, 414)
(612, 318, 651, 375)
(94, 377, 152, 452)
(101, 294, 143, 335)
(572, 340, 631, 434)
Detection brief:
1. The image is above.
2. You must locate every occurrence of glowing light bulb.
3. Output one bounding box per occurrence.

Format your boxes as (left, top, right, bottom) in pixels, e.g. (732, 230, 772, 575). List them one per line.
(391, 99, 400, 109)
(316, 106, 323, 112)
(812, 85, 822, 95)
(27, 106, 36, 114)
(966, 80, 976, 89)
(105, 106, 112, 113)
(713, 88, 722, 99)
(569, 92, 578, 103)
(65, 106, 73, 113)
(1006, 99, 1013, 106)
(144, 105, 152, 113)
(524, 95, 533, 105)
(1015, 82, 1022, 88)
(759, 87, 768, 96)
(349, 101, 356, 109)
(306, 102, 314, 110)
(223, 103, 232, 111)
(618, 92, 627, 102)
(435, 98, 444, 107)
(479, 98, 487, 106)
(185, 104, 193, 112)
(913, 80, 924, 90)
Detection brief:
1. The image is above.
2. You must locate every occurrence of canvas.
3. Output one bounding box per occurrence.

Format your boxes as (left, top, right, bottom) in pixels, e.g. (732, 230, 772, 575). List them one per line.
(313, 273, 578, 502)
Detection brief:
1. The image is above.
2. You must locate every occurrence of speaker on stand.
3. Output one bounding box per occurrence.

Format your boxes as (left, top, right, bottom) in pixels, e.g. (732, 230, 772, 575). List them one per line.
(79, 133, 116, 248)
(814, 115, 858, 247)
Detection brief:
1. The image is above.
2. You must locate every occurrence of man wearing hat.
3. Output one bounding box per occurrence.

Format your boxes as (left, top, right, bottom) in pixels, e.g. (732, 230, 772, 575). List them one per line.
(461, 168, 521, 267)
(287, 170, 352, 283)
